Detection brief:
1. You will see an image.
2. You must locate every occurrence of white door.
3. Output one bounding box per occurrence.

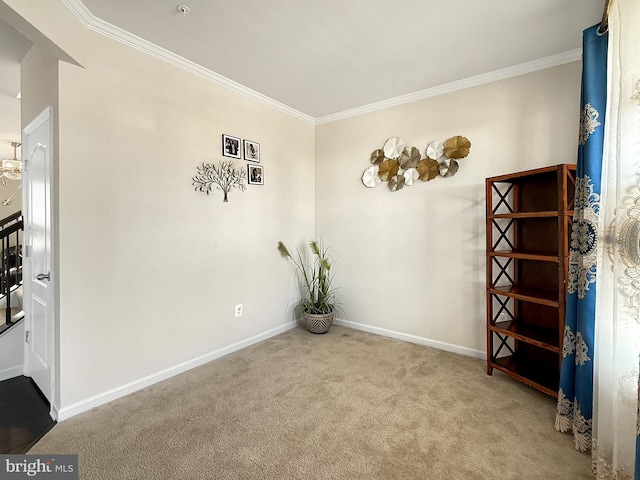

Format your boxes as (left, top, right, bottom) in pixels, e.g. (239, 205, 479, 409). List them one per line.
(22, 107, 54, 409)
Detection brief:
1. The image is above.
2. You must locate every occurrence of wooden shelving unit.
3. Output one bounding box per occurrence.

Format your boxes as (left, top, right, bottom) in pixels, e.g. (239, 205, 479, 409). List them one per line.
(485, 164, 576, 397)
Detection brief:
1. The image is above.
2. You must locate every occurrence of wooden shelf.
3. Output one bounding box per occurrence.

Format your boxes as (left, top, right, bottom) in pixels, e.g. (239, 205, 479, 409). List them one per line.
(488, 285, 559, 307)
(489, 250, 559, 262)
(486, 164, 575, 397)
(491, 354, 559, 397)
(487, 163, 576, 183)
(490, 211, 563, 219)
(490, 320, 559, 352)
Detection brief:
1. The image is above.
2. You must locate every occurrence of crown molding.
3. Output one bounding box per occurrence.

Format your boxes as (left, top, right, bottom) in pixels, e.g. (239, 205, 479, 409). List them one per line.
(61, 0, 315, 125)
(315, 49, 582, 125)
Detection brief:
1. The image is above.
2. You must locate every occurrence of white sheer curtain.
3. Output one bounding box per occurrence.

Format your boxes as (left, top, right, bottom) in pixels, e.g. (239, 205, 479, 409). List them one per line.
(593, 0, 640, 477)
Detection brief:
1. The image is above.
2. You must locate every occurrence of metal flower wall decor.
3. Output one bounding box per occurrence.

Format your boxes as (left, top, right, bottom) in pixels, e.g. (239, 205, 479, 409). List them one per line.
(362, 135, 471, 191)
(192, 160, 246, 202)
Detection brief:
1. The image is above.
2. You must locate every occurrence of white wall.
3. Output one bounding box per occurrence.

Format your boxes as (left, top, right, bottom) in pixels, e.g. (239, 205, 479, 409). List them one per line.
(0, 93, 20, 160)
(0, 320, 24, 381)
(54, 31, 315, 410)
(14, 2, 315, 414)
(315, 62, 581, 355)
(0, 93, 22, 217)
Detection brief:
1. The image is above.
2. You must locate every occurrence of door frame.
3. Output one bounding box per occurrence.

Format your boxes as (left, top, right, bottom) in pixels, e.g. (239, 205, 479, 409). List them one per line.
(22, 106, 57, 420)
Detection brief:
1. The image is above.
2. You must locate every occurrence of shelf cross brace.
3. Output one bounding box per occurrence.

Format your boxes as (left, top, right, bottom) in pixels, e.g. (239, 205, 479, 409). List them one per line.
(492, 219, 515, 251)
(567, 171, 576, 211)
(492, 183, 515, 214)
(492, 257, 515, 287)
(493, 332, 515, 358)
(492, 295, 515, 323)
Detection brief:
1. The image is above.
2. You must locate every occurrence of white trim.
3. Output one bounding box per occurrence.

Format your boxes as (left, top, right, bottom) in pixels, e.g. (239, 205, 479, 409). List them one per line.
(0, 366, 23, 382)
(23, 106, 52, 134)
(56, 321, 297, 421)
(315, 49, 583, 125)
(334, 318, 485, 359)
(50, 400, 60, 422)
(61, 0, 315, 125)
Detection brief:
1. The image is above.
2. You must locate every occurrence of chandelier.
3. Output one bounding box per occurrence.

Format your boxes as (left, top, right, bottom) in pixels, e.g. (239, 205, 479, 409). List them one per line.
(0, 142, 21, 181)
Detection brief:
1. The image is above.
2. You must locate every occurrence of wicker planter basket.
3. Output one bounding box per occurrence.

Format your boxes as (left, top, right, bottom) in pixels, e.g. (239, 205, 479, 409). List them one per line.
(303, 311, 334, 334)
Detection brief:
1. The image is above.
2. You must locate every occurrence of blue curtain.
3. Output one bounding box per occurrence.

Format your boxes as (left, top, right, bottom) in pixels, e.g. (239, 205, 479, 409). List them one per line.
(554, 24, 607, 452)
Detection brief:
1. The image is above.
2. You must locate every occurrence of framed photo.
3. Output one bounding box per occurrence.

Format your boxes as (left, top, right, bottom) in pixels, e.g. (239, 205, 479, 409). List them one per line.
(247, 164, 264, 185)
(222, 134, 241, 159)
(243, 140, 260, 162)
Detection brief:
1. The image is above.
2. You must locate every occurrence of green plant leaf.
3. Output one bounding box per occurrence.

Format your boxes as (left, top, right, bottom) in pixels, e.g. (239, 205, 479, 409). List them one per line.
(277, 241, 291, 259)
(309, 240, 320, 257)
(320, 258, 331, 271)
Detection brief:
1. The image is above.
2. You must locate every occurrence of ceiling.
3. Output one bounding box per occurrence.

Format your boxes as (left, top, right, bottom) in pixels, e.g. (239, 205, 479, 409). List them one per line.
(77, 0, 604, 118)
(0, 0, 604, 125)
(0, 18, 30, 159)
(0, 17, 31, 98)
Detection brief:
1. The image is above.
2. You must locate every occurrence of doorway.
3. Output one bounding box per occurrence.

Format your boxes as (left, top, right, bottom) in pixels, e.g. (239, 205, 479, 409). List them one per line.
(22, 107, 55, 418)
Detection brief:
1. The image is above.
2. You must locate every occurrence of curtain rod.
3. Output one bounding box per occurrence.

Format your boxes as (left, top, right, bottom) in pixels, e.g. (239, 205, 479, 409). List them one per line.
(597, 0, 613, 35)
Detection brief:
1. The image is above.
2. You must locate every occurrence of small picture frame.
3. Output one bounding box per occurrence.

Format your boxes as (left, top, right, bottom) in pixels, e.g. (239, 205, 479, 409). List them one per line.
(243, 140, 260, 162)
(247, 164, 264, 185)
(222, 134, 241, 159)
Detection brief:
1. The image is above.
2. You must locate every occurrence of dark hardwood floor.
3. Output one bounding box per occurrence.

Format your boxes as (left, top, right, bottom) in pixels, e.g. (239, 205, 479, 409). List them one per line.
(0, 376, 56, 453)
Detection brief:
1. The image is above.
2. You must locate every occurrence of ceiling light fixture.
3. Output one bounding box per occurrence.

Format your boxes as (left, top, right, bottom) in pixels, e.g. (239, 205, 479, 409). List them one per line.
(177, 5, 190, 16)
(0, 142, 22, 181)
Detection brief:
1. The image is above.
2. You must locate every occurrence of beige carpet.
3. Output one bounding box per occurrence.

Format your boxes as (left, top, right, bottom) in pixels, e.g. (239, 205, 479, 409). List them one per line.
(31, 326, 591, 479)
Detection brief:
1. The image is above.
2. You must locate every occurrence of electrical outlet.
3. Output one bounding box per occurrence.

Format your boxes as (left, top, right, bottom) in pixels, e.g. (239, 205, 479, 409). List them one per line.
(235, 304, 243, 317)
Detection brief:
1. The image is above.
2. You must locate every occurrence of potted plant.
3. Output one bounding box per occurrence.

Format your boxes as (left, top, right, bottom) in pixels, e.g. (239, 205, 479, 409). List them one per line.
(277, 239, 337, 334)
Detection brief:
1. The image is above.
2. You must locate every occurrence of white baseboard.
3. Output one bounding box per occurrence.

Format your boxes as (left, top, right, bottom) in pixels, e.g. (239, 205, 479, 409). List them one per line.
(50, 401, 60, 422)
(56, 319, 483, 421)
(57, 321, 297, 421)
(0, 365, 23, 382)
(334, 319, 485, 359)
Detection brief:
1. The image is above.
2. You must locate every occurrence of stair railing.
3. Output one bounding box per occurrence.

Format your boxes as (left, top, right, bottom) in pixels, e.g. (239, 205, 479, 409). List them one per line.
(0, 211, 23, 329)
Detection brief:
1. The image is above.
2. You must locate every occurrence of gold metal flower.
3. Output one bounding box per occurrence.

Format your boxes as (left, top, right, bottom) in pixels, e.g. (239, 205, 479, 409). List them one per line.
(378, 159, 400, 181)
(417, 158, 440, 181)
(443, 136, 471, 159)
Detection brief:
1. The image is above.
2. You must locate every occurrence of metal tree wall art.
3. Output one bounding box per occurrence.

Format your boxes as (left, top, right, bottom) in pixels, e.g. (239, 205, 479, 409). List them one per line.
(362, 135, 471, 191)
(193, 161, 246, 202)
